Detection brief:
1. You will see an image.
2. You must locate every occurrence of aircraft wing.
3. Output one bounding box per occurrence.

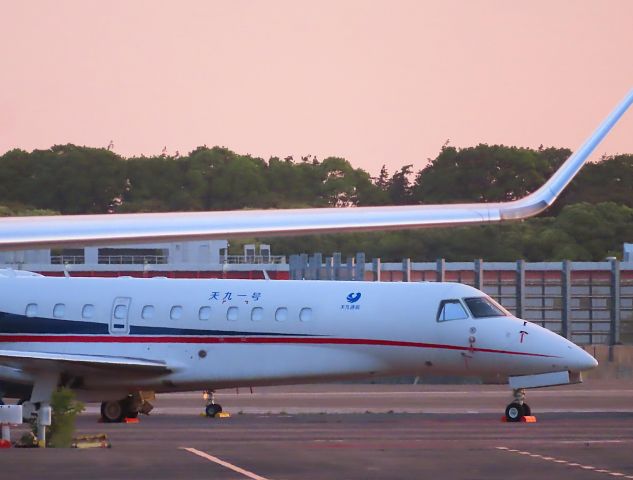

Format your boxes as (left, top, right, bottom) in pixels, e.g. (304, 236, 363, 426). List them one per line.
(0, 349, 171, 374)
(0, 89, 631, 250)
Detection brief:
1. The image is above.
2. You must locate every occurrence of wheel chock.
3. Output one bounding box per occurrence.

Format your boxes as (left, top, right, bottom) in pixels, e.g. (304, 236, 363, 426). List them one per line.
(200, 410, 231, 418)
(124, 417, 139, 424)
(501, 415, 537, 423)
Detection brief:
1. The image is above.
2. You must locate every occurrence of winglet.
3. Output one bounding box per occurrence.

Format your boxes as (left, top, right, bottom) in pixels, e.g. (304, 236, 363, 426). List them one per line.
(500, 89, 633, 220)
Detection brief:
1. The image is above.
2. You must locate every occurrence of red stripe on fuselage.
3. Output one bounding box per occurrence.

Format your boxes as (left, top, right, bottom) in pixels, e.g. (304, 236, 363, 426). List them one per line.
(0, 335, 558, 358)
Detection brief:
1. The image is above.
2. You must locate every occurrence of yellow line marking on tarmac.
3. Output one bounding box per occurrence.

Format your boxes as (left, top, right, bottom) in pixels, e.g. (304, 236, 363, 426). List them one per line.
(181, 447, 270, 480)
(496, 447, 632, 478)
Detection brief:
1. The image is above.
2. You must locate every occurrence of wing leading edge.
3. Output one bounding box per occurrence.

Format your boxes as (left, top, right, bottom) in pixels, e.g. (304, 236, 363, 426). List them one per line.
(0, 349, 170, 374)
(0, 89, 631, 250)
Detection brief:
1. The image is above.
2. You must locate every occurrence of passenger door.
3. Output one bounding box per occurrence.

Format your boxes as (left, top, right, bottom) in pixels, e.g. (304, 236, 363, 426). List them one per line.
(110, 297, 131, 335)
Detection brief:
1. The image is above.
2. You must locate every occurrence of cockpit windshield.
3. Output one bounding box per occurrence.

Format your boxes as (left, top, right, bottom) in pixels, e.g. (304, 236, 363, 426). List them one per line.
(464, 297, 509, 318)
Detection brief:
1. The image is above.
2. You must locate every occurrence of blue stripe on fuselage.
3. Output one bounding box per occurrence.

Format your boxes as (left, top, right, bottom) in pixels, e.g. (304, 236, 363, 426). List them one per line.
(0, 311, 316, 337)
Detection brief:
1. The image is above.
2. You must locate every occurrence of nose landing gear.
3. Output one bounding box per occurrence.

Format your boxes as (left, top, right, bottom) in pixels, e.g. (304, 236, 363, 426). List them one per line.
(505, 388, 532, 422)
(203, 390, 223, 417)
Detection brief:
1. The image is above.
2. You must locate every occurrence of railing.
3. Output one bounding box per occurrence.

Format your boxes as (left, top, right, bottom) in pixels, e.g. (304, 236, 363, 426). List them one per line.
(220, 255, 286, 264)
(46, 254, 287, 265)
(51, 255, 85, 265)
(98, 255, 168, 265)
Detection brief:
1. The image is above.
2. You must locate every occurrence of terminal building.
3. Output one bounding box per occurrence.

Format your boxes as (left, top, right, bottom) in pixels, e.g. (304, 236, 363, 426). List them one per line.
(0, 240, 288, 279)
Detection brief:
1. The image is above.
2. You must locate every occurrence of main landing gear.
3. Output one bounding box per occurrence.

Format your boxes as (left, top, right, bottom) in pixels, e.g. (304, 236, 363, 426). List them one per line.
(203, 390, 223, 417)
(100, 393, 153, 423)
(504, 388, 532, 422)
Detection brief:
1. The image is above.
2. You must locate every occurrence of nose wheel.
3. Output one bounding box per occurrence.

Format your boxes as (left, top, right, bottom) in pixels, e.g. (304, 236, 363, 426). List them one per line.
(505, 402, 531, 421)
(205, 403, 223, 417)
(203, 390, 223, 417)
(505, 389, 532, 422)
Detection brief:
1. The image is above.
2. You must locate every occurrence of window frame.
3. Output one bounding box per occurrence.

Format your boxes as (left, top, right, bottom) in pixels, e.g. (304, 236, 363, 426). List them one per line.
(53, 303, 66, 319)
(198, 306, 211, 321)
(170, 305, 183, 321)
(226, 306, 239, 322)
(113, 304, 128, 320)
(436, 299, 469, 322)
(299, 307, 312, 322)
(275, 307, 288, 322)
(251, 306, 264, 322)
(25, 303, 38, 318)
(141, 305, 155, 320)
(82, 304, 95, 319)
(463, 296, 509, 319)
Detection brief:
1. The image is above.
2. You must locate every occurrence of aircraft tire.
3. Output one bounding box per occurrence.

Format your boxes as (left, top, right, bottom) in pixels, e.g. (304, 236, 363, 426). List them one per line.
(505, 402, 524, 422)
(125, 409, 139, 419)
(205, 403, 222, 417)
(522, 403, 531, 416)
(101, 400, 125, 423)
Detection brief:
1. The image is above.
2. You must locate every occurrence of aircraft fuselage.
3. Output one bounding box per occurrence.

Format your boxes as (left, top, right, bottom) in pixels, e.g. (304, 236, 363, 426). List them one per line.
(0, 273, 597, 400)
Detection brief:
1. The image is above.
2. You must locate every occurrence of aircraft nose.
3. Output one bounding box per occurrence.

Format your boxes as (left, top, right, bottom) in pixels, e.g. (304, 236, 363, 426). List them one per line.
(564, 344, 598, 371)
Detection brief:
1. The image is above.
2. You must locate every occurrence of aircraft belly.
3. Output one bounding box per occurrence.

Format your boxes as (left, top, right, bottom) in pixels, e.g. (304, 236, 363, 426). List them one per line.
(170, 344, 397, 384)
(77, 343, 413, 391)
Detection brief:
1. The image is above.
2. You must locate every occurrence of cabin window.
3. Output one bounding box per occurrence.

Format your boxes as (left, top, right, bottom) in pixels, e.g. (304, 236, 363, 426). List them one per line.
(436, 300, 468, 322)
(299, 307, 312, 322)
(25, 303, 38, 317)
(170, 306, 183, 320)
(142, 305, 155, 320)
(82, 304, 95, 319)
(114, 304, 128, 320)
(227, 306, 239, 322)
(464, 297, 508, 318)
(198, 306, 211, 321)
(53, 303, 66, 319)
(251, 307, 263, 322)
(275, 307, 288, 322)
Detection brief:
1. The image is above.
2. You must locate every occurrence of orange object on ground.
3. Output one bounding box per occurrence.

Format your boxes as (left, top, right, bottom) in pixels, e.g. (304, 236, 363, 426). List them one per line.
(124, 417, 139, 424)
(0, 439, 12, 448)
(501, 415, 538, 423)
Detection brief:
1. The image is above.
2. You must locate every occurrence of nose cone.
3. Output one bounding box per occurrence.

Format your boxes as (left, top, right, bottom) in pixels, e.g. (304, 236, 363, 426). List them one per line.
(565, 344, 598, 372)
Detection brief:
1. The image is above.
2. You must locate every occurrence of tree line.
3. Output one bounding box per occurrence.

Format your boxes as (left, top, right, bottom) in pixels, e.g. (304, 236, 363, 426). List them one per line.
(1, 144, 632, 261)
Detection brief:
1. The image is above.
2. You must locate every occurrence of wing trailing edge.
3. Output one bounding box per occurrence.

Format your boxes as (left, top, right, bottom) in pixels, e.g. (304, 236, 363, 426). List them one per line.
(0, 89, 631, 250)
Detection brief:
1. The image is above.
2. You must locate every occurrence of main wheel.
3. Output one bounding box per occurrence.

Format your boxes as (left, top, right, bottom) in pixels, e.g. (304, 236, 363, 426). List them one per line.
(522, 403, 531, 417)
(101, 400, 125, 423)
(205, 403, 222, 417)
(505, 402, 525, 422)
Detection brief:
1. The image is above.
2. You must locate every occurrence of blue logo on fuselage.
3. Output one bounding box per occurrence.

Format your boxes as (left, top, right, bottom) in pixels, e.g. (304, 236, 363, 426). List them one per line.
(346, 292, 362, 303)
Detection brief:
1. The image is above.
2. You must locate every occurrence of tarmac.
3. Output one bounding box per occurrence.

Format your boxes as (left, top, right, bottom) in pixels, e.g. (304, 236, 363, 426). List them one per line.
(2, 380, 633, 480)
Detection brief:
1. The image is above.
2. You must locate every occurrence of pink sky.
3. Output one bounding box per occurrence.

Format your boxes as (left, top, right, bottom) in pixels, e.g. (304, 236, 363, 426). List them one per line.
(1, 0, 632, 175)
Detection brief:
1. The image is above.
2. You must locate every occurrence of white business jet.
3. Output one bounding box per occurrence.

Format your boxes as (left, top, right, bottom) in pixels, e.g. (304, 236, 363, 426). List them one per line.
(0, 90, 631, 432)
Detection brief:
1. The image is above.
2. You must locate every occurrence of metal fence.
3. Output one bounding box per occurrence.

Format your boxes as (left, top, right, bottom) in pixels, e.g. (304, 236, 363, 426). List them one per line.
(289, 253, 633, 346)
